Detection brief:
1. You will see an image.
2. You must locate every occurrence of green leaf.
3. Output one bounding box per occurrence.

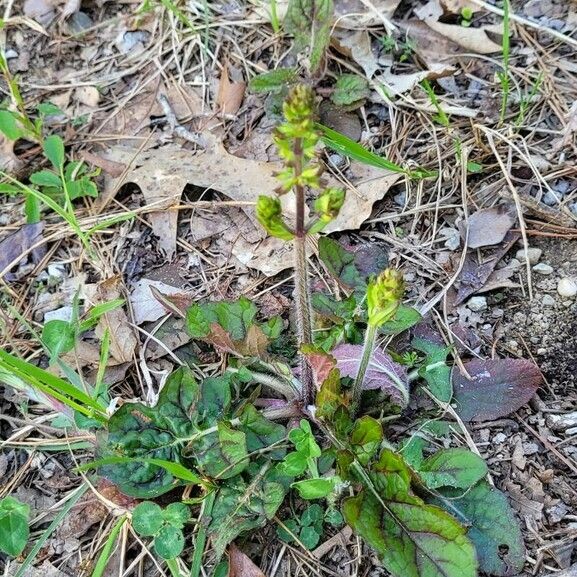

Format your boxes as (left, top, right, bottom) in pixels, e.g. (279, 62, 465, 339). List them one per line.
(285, 0, 333, 73)
(419, 448, 488, 490)
(249, 68, 298, 93)
(279, 451, 308, 476)
(331, 74, 370, 107)
(99, 367, 200, 497)
(292, 477, 336, 499)
(209, 474, 286, 558)
(0, 110, 23, 140)
(350, 416, 383, 466)
(431, 481, 525, 576)
(132, 502, 163, 536)
(240, 404, 287, 460)
(380, 306, 422, 336)
(192, 421, 248, 479)
(185, 297, 264, 355)
(37, 102, 64, 116)
(413, 337, 452, 402)
(299, 525, 321, 549)
(0, 496, 30, 557)
(43, 135, 65, 170)
(199, 375, 232, 425)
(318, 237, 366, 291)
(343, 450, 477, 577)
(163, 503, 190, 529)
(301, 503, 324, 526)
(42, 319, 76, 361)
(277, 518, 299, 542)
(29, 170, 62, 188)
(154, 525, 184, 559)
(311, 293, 356, 322)
(318, 123, 408, 174)
(261, 316, 283, 339)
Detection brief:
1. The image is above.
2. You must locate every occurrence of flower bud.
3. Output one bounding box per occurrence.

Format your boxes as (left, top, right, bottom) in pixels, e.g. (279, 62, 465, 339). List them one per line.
(366, 269, 404, 327)
(314, 188, 346, 222)
(256, 195, 294, 240)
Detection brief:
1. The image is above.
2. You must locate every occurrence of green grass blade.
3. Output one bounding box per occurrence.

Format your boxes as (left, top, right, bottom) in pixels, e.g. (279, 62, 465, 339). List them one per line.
(15, 484, 89, 577)
(317, 123, 408, 174)
(76, 457, 204, 485)
(0, 350, 107, 418)
(91, 516, 127, 577)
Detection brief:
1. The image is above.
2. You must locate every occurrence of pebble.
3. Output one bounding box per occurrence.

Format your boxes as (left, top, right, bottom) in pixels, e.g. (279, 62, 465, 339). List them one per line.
(493, 432, 507, 444)
(542, 191, 561, 206)
(547, 412, 577, 431)
(557, 277, 577, 298)
(394, 191, 407, 206)
(327, 153, 346, 169)
(516, 247, 542, 265)
(547, 502, 569, 524)
(467, 296, 487, 312)
(491, 308, 504, 318)
(542, 294, 556, 306)
(508, 258, 522, 269)
(532, 263, 553, 275)
(523, 442, 539, 455)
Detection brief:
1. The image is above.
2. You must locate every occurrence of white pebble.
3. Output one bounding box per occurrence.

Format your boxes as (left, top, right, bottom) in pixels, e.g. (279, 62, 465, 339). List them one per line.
(532, 263, 553, 275)
(467, 296, 487, 312)
(542, 294, 555, 307)
(557, 278, 577, 298)
(516, 247, 542, 265)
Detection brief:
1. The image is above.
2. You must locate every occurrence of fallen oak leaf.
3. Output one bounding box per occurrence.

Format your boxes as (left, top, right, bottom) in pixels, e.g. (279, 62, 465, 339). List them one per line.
(424, 20, 503, 54)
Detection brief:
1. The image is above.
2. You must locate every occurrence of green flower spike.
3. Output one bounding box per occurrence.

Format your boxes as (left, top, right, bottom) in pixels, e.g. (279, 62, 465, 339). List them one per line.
(256, 195, 295, 240)
(366, 269, 405, 328)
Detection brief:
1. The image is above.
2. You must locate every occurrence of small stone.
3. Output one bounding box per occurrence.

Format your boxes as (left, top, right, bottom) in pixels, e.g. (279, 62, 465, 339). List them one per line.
(394, 191, 407, 206)
(536, 348, 547, 355)
(532, 263, 553, 275)
(542, 294, 555, 306)
(557, 277, 577, 298)
(491, 308, 504, 318)
(479, 429, 490, 442)
(516, 247, 542, 265)
(522, 442, 539, 455)
(547, 502, 569, 524)
(554, 179, 570, 194)
(547, 412, 577, 431)
(566, 427, 577, 436)
(467, 296, 487, 312)
(542, 191, 560, 206)
(508, 258, 522, 269)
(327, 153, 345, 169)
(493, 432, 507, 444)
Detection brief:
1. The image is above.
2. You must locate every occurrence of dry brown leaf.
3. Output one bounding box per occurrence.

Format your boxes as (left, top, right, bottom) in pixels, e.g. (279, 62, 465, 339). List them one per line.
(415, 0, 479, 19)
(106, 144, 401, 276)
(441, 0, 480, 13)
(229, 544, 266, 577)
(381, 62, 456, 95)
(332, 29, 380, 79)
(425, 20, 503, 54)
(217, 66, 246, 117)
(85, 276, 137, 364)
(465, 205, 515, 248)
(130, 279, 192, 324)
(334, 0, 401, 28)
(0, 134, 24, 174)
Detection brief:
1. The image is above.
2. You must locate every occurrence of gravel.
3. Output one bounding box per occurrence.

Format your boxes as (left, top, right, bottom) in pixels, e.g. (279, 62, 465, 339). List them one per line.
(516, 247, 542, 265)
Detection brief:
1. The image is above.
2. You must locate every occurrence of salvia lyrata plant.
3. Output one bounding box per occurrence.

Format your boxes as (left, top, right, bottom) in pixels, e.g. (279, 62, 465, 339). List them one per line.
(5, 85, 525, 577)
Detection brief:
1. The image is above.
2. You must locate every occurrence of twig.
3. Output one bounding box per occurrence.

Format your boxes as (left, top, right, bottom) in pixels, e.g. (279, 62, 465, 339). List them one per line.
(157, 93, 207, 148)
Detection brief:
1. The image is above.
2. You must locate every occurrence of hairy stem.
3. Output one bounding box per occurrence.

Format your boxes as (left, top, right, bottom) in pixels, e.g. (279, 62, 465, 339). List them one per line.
(350, 323, 378, 417)
(293, 139, 315, 405)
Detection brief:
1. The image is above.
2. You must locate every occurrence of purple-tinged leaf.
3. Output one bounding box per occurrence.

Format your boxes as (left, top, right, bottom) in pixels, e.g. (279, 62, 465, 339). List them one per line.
(333, 343, 409, 407)
(452, 359, 542, 422)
